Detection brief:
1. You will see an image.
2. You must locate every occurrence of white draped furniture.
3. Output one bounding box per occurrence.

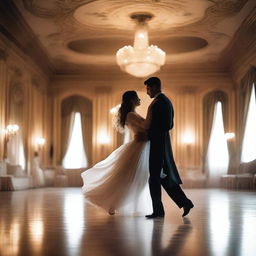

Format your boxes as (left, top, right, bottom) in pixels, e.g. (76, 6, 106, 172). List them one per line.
(0, 162, 32, 191)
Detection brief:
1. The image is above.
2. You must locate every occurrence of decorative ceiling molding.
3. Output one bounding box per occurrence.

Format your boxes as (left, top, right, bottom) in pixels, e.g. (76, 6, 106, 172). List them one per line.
(22, 0, 95, 18)
(197, 0, 249, 26)
(220, 6, 256, 81)
(0, 0, 54, 76)
(2, 0, 255, 76)
(67, 36, 208, 55)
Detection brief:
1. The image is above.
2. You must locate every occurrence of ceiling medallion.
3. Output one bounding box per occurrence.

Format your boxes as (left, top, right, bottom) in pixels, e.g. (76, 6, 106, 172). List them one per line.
(116, 13, 166, 78)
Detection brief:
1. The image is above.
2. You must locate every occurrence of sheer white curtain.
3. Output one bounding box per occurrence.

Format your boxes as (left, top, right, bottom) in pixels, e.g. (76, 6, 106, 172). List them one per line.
(207, 101, 229, 186)
(241, 84, 256, 163)
(7, 130, 25, 170)
(18, 132, 25, 170)
(62, 112, 88, 169)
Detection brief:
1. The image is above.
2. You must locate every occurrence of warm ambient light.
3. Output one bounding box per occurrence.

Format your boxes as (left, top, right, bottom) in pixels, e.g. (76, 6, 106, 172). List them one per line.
(97, 133, 110, 145)
(36, 137, 45, 146)
(116, 13, 166, 78)
(35, 137, 46, 150)
(5, 124, 19, 136)
(182, 131, 195, 145)
(110, 104, 121, 114)
(224, 133, 235, 140)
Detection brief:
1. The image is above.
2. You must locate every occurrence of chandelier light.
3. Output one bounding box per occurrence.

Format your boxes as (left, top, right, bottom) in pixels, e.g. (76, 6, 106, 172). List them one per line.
(116, 13, 166, 78)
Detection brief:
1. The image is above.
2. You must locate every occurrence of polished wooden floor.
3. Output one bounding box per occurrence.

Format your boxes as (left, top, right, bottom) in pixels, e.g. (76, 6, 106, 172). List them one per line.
(0, 188, 256, 256)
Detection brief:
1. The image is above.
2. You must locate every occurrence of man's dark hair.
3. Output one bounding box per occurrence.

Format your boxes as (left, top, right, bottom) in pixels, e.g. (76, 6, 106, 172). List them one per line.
(144, 77, 161, 90)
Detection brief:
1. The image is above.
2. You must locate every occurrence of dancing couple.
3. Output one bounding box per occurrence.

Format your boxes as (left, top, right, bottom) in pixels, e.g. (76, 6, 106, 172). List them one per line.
(81, 77, 194, 218)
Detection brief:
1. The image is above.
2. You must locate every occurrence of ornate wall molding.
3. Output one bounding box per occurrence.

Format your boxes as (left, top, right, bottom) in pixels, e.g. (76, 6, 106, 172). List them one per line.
(9, 65, 23, 79)
(10, 82, 24, 105)
(31, 75, 47, 94)
(0, 48, 8, 60)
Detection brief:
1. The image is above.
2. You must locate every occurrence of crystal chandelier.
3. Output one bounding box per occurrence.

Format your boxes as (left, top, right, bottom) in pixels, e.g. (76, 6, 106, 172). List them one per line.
(116, 13, 166, 78)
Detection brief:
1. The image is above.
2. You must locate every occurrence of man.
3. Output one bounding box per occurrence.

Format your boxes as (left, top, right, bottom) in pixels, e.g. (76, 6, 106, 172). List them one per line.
(144, 77, 194, 218)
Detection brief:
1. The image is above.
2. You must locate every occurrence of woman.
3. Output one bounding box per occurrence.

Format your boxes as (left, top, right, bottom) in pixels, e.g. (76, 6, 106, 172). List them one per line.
(81, 91, 153, 215)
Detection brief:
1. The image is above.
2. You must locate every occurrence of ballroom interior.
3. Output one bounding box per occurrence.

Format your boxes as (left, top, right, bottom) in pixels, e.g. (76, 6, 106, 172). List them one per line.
(0, 1, 256, 256)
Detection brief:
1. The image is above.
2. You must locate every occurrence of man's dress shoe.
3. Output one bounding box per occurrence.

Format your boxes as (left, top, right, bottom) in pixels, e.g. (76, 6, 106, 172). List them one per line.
(182, 201, 194, 217)
(145, 213, 165, 219)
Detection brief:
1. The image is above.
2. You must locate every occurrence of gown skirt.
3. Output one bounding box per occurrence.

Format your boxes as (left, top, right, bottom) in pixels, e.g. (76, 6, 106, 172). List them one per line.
(81, 140, 152, 215)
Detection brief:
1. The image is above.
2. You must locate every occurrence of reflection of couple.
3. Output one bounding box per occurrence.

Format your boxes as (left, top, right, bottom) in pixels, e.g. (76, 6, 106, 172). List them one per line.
(82, 217, 192, 256)
(81, 77, 193, 218)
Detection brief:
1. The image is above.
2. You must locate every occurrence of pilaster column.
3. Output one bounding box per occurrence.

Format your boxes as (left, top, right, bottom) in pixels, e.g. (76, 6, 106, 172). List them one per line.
(53, 94, 61, 166)
(93, 87, 115, 164)
(0, 48, 8, 160)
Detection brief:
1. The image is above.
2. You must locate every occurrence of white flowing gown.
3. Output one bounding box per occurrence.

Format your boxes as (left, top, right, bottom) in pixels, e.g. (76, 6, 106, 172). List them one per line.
(81, 112, 152, 215)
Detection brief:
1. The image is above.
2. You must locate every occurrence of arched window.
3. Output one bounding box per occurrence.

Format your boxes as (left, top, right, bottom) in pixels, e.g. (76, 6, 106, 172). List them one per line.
(62, 112, 88, 169)
(241, 84, 256, 162)
(203, 90, 230, 177)
(61, 96, 92, 168)
(207, 101, 229, 185)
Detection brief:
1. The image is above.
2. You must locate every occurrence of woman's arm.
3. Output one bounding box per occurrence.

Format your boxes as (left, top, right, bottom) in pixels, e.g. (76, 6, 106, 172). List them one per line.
(126, 100, 156, 130)
(126, 112, 146, 131)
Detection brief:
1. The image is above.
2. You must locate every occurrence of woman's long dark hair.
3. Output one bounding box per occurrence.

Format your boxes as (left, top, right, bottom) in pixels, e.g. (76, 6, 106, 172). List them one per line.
(118, 91, 138, 128)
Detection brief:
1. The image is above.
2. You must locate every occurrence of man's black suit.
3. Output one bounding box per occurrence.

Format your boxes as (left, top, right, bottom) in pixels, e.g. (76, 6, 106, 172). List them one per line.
(148, 93, 191, 214)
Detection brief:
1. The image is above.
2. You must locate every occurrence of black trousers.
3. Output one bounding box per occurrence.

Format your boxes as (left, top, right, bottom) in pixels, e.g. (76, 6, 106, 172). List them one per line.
(149, 151, 190, 214)
(149, 137, 190, 214)
(149, 174, 190, 214)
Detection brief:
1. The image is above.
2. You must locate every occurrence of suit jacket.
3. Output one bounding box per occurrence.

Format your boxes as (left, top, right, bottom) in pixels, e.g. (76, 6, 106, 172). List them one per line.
(148, 93, 182, 186)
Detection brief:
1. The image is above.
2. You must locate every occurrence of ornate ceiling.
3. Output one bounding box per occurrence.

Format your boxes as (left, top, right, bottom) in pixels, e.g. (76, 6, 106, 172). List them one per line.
(11, 0, 256, 74)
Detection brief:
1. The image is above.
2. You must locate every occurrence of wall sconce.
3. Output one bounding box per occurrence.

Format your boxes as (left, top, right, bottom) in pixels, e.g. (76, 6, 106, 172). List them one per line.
(224, 133, 235, 140)
(97, 133, 110, 145)
(35, 137, 46, 151)
(182, 131, 195, 145)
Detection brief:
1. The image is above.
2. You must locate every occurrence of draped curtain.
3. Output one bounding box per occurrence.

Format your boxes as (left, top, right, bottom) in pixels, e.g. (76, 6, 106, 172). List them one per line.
(61, 111, 75, 165)
(203, 91, 229, 173)
(7, 83, 26, 169)
(238, 67, 256, 161)
(61, 96, 92, 165)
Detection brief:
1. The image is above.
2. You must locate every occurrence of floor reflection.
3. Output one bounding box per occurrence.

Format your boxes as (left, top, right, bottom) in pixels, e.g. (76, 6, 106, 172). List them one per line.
(28, 192, 44, 254)
(0, 188, 256, 256)
(241, 207, 256, 256)
(0, 193, 22, 256)
(209, 192, 230, 256)
(81, 211, 192, 256)
(151, 217, 192, 256)
(29, 219, 44, 252)
(0, 220, 20, 256)
(64, 194, 85, 255)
